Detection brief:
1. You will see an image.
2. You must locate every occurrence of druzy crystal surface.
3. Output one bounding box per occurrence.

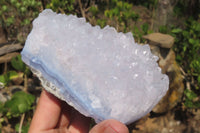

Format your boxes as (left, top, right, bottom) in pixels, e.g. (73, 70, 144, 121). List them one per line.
(21, 9, 169, 124)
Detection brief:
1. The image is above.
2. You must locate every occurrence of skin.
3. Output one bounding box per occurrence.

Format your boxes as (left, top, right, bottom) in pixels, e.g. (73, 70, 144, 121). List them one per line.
(29, 90, 129, 133)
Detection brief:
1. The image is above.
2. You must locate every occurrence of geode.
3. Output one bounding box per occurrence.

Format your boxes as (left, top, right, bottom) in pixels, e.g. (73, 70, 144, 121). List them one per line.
(21, 9, 169, 124)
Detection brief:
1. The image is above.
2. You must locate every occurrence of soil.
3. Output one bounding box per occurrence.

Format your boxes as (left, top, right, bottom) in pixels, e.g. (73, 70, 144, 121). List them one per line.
(130, 107, 200, 133)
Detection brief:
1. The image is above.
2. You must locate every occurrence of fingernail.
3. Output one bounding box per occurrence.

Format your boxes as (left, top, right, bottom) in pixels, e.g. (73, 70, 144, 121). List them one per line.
(104, 125, 118, 133)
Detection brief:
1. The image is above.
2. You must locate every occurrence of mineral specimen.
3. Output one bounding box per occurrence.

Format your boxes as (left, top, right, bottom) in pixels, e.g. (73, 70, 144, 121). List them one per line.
(21, 9, 169, 124)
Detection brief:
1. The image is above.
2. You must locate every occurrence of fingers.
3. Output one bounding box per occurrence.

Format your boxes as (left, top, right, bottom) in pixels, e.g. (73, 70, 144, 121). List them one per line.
(68, 109, 91, 133)
(29, 90, 62, 132)
(29, 90, 90, 133)
(89, 119, 129, 133)
(56, 101, 72, 128)
(29, 90, 128, 133)
(37, 127, 71, 133)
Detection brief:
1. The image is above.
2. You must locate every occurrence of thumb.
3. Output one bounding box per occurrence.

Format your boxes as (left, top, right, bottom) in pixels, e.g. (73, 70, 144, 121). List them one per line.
(89, 119, 129, 133)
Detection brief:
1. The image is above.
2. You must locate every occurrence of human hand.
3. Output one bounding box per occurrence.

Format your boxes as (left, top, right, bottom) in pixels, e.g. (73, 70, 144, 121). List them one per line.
(29, 90, 129, 133)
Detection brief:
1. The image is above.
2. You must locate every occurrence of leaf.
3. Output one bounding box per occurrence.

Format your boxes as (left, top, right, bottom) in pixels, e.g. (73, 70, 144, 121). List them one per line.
(171, 28, 182, 33)
(7, 71, 18, 80)
(159, 25, 168, 33)
(15, 122, 30, 133)
(0, 71, 19, 87)
(0, 102, 3, 113)
(89, 6, 98, 16)
(4, 91, 35, 116)
(198, 75, 200, 84)
(18, 104, 28, 113)
(184, 98, 200, 108)
(189, 38, 196, 44)
(184, 89, 197, 100)
(176, 54, 182, 62)
(0, 75, 6, 87)
(182, 30, 189, 38)
(141, 23, 149, 34)
(11, 55, 26, 72)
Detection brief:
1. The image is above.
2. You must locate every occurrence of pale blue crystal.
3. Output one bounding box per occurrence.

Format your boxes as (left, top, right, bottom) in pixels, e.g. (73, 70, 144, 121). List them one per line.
(21, 9, 169, 124)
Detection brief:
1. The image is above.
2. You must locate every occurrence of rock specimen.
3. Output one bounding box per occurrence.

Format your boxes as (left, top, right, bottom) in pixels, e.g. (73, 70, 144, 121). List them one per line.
(143, 33, 184, 113)
(143, 33, 174, 49)
(21, 9, 169, 124)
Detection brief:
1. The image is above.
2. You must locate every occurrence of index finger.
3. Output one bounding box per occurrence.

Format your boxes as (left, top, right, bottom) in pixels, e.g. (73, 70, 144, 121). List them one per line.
(29, 90, 62, 132)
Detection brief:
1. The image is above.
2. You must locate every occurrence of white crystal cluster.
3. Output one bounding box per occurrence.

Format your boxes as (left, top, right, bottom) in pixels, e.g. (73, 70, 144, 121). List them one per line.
(21, 9, 169, 124)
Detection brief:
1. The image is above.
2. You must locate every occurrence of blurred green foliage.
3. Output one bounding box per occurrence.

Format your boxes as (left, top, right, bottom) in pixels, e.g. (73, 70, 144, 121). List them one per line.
(3, 91, 35, 117)
(171, 19, 200, 89)
(0, 71, 18, 87)
(132, 23, 153, 43)
(173, 0, 200, 19)
(92, 0, 139, 31)
(89, 0, 152, 42)
(184, 89, 200, 108)
(0, 102, 3, 113)
(0, 55, 30, 87)
(170, 18, 200, 108)
(15, 123, 30, 133)
(129, 0, 158, 10)
(11, 55, 26, 72)
(0, 55, 33, 132)
(0, 91, 35, 132)
(89, 5, 99, 16)
(0, 0, 42, 42)
(104, 1, 139, 22)
(11, 55, 30, 75)
(46, 0, 75, 14)
(157, 0, 200, 108)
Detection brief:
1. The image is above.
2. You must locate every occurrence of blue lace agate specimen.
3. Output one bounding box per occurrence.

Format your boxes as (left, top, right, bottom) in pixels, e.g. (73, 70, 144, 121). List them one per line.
(21, 9, 169, 124)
